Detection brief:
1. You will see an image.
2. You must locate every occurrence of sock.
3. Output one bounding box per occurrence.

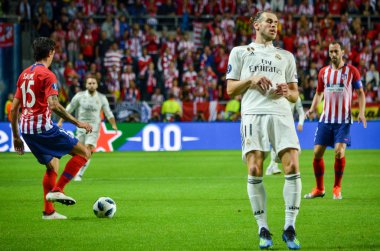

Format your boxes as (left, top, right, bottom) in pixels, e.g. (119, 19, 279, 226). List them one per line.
(247, 176, 268, 233)
(54, 155, 87, 191)
(283, 173, 302, 230)
(268, 149, 277, 168)
(313, 158, 325, 191)
(78, 159, 91, 177)
(43, 169, 57, 214)
(334, 157, 346, 188)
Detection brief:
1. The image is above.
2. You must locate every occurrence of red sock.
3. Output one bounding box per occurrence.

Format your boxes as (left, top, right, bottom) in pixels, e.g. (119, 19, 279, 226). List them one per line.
(313, 158, 325, 191)
(54, 155, 87, 192)
(43, 169, 57, 214)
(334, 157, 346, 188)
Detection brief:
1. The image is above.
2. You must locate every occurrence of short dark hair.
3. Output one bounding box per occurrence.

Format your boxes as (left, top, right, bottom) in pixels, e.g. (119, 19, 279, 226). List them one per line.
(249, 11, 273, 24)
(33, 37, 55, 61)
(330, 41, 344, 50)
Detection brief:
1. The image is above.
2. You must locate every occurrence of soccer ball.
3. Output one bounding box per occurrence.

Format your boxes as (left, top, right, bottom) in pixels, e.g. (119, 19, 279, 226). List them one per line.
(93, 197, 117, 218)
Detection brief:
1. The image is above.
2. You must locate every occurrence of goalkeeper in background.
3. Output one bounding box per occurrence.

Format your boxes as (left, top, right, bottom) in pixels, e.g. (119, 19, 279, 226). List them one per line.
(58, 75, 117, 181)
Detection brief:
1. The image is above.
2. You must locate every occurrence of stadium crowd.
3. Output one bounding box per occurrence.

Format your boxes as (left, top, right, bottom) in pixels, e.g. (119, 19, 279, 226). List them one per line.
(3, 0, 380, 122)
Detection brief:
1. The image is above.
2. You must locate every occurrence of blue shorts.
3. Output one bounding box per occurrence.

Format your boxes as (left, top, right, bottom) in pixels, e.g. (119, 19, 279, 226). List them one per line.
(314, 122, 351, 148)
(22, 125, 79, 165)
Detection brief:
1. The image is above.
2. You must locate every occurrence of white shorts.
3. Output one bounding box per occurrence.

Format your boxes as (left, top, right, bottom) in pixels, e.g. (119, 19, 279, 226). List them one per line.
(76, 127, 100, 147)
(241, 114, 300, 163)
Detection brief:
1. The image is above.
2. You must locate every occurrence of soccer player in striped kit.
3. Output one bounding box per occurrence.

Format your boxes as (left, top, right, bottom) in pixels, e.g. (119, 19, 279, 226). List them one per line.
(304, 41, 367, 200)
(11, 37, 92, 220)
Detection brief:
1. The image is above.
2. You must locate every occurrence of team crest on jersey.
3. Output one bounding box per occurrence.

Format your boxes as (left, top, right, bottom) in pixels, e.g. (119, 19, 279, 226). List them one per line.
(341, 73, 347, 80)
(227, 64, 232, 74)
(275, 54, 282, 60)
(247, 47, 255, 55)
(52, 83, 58, 90)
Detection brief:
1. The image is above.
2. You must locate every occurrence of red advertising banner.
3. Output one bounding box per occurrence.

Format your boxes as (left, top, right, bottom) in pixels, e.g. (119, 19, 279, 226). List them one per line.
(0, 23, 14, 48)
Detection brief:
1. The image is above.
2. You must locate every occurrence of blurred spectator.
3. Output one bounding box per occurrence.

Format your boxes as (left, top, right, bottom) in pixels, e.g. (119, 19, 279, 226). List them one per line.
(346, 0, 360, 14)
(4, 93, 13, 122)
(101, 14, 115, 40)
(161, 93, 182, 122)
(35, 0, 53, 20)
(271, 0, 285, 12)
(151, 87, 164, 107)
(17, 0, 31, 24)
(64, 61, 80, 98)
(80, 28, 95, 64)
(124, 81, 141, 103)
(224, 95, 241, 121)
(104, 42, 123, 73)
(145, 62, 158, 100)
(36, 12, 52, 37)
(366, 63, 380, 88)
(75, 53, 87, 82)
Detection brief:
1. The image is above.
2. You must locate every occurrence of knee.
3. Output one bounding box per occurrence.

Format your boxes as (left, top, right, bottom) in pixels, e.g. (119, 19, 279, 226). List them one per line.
(335, 149, 345, 159)
(248, 164, 262, 176)
(83, 147, 92, 160)
(283, 161, 298, 175)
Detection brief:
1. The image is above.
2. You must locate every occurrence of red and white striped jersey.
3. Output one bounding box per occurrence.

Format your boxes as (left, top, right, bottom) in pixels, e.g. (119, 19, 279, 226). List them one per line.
(14, 64, 59, 134)
(317, 64, 362, 124)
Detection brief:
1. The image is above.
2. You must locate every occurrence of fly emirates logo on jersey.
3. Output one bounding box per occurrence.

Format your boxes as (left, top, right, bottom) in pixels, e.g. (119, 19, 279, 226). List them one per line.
(249, 59, 282, 75)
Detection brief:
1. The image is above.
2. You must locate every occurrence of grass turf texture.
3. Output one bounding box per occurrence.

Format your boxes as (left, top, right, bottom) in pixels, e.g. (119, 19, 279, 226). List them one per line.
(0, 150, 379, 250)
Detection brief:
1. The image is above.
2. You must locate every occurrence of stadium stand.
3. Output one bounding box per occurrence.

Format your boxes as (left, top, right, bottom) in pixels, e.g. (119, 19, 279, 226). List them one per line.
(1, 0, 380, 122)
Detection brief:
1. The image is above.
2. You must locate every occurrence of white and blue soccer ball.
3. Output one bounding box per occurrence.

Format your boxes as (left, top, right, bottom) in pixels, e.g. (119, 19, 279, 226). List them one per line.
(93, 197, 117, 218)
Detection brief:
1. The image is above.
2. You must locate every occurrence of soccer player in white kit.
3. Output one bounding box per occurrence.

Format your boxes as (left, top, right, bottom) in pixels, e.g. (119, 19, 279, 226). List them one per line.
(226, 11, 302, 250)
(266, 97, 305, 175)
(58, 76, 118, 181)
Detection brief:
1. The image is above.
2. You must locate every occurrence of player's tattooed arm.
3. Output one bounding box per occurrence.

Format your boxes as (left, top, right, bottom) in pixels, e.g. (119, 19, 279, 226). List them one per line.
(48, 95, 92, 133)
(10, 97, 24, 154)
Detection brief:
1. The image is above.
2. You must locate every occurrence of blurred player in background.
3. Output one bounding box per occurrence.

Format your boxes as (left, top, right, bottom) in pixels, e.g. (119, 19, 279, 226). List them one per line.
(58, 75, 117, 181)
(226, 11, 302, 250)
(266, 97, 304, 175)
(11, 37, 92, 220)
(304, 41, 366, 200)
(4, 92, 14, 121)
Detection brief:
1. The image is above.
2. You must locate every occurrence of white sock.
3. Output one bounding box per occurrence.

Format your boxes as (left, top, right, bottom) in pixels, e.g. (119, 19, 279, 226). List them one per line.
(268, 149, 277, 168)
(247, 175, 268, 233)
(78, 159, 91, 177)
(283, 173, 302, 230)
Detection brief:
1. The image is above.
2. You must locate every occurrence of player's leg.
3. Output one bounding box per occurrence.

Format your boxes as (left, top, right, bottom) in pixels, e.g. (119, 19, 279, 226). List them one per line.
(75, 144, 95, 181)
(332, 123, 350, 200)
(52, 141, 90, 193)
(266, 147, 281, 175)
(42, 158, 67, 219)
(75, 129, 98, 180)
(304, 123, 332, 199)
(279, 148, 302, 250)
(333, 143, 346, 200)
(246, 150, 273, 249)
(242, 115, 272, 249)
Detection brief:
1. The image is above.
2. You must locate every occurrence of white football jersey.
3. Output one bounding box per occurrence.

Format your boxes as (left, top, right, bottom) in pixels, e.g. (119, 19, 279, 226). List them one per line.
(66, 90, 114, 130)
(226, 42, 298, 116)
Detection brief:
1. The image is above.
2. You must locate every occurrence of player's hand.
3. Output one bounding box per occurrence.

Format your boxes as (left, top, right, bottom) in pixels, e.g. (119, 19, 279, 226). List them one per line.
(13, 137, 24, 155)
(78, 121, 93, 134)
(297, 124, 303, 132)
(358, 113, 367, 128)
(250, 76, 272, 94)
(112, 124, 118, 130)
(275, 83, 289, 97)
(57, 121, 63, 127)
(305, 109, 313, 119)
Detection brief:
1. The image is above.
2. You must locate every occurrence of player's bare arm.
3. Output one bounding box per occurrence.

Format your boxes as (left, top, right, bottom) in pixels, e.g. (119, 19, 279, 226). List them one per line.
(108, 117, 118, 130)
(10, 97, 24, 155)
(48, 95, 93, 133)
(305, 92, 324, 119)
(227, 76, 272, 96)
(356, 88, 367, 128)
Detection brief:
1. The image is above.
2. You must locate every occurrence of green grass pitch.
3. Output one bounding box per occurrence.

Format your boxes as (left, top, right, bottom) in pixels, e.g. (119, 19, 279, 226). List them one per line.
(1, 150, 380, 250)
